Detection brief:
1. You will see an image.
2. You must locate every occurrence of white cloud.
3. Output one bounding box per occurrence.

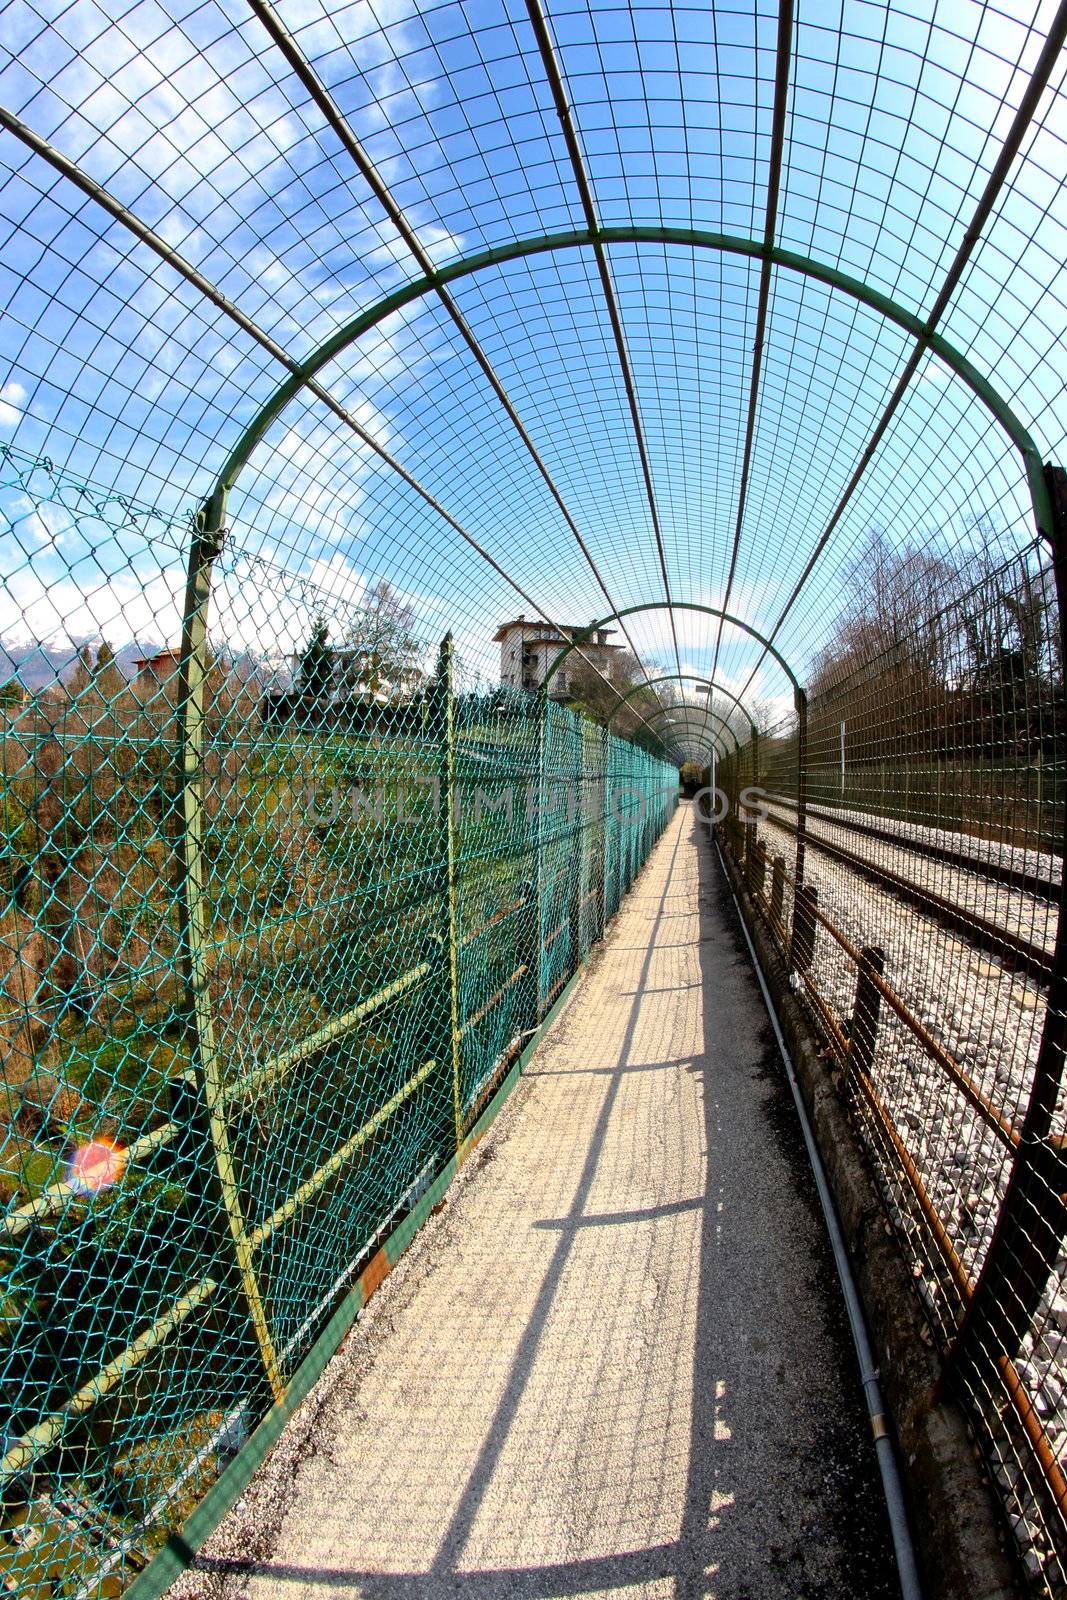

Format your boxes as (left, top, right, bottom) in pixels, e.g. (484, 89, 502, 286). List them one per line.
(0, 557, 186, 651)
(0, 381, 27, 430)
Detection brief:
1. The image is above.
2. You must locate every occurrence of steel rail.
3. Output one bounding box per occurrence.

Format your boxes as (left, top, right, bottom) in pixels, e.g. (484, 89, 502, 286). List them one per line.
(766, 793, 1059, 903)
(184, 214, 1048, 782)
(730, 0, 1067, 706)
(0, 883, 547, 1246)
(739, 832, 1067, 1575)
(243, 0, 675, 739)
(246, 1056, 440, 1252)
(746, 825, 1020, 1150)
(762, 806, 1053, 985)
(0, 960, 433, 1241)
(843, 1056, 1067, 1544)
(724, 825, 984, 1303)
(0, 1277, 220, 1487)
(177, 489, 287, 1398)
(523, 0, 684, 691)
(459, 963, 528, 1038)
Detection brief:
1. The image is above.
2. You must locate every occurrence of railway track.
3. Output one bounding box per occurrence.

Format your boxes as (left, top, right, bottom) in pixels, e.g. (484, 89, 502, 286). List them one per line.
(766, 795, 1059, 901)
(759, 799, 1057, 986)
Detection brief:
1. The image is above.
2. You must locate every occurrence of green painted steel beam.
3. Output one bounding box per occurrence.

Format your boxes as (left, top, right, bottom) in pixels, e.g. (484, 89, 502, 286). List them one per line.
(213, 225, 1048, 543)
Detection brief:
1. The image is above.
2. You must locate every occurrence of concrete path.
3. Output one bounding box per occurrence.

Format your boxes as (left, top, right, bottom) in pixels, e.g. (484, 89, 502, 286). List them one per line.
(183, 806, 896, 1600)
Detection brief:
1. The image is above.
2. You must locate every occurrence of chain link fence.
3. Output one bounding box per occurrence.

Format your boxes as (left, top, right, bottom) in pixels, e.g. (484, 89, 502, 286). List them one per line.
(0, 447, 677, 1599)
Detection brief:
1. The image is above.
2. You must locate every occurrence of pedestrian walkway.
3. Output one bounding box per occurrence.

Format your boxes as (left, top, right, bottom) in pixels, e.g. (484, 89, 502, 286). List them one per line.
(185, 805, 895, 1600)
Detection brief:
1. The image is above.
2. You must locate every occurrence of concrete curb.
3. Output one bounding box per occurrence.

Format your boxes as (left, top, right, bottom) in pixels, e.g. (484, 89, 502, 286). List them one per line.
(715, 831, 1021, 1600)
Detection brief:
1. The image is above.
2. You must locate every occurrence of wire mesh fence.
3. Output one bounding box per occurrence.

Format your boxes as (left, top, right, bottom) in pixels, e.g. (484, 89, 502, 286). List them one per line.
(718, 522, 1067, 1595)
(3, 0, 1067, 1591)
(0, 447, 676, 1599)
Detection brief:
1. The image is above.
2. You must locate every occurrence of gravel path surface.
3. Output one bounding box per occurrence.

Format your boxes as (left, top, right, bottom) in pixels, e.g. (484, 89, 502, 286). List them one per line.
(170, 806, 896, 1600)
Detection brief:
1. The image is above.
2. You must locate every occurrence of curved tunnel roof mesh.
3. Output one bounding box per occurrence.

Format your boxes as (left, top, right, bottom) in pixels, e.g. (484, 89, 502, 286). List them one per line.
(1, 0, 1066, 757)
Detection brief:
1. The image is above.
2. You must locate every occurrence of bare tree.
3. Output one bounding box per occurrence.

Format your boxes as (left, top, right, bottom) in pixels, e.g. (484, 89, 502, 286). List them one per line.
(340, 580, 423, 701)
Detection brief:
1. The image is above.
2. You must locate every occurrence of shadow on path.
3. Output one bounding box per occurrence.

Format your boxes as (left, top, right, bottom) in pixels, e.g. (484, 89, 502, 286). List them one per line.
(191, 810, 896, 1600)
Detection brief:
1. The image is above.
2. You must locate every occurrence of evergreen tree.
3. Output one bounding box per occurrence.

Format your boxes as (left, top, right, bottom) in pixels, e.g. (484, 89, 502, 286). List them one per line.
(297, 615, 333, 699)
(93, 638, 126, 704)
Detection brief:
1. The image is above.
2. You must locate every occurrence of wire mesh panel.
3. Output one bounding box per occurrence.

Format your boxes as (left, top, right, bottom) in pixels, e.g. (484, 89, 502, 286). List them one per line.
(577, 719, 607, 960)
(0, 450, 676, 1598)
(719, 532, 1067, 1593)
(538, 699, 581, 1017)
(454, 682, 541, 1129)
(2, 0, 1067, 1590)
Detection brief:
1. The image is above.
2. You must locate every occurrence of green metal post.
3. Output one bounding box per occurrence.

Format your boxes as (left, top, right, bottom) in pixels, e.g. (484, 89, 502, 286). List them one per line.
(529, 688, 548, 1021)
(437, 635, 463, 1147)
(597, 723, 608, 939)
(571, 718, 585, 967)
(177, 489, 285, 1403)
(575, 723, 589, 960)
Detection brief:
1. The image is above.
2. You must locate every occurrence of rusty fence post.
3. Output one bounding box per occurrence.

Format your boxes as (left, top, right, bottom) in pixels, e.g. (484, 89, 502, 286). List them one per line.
(750, 838, 767, 899)
(847, 945, 885, 1094)
(790, 882, 818, 975)
(770, 854, 785, 926)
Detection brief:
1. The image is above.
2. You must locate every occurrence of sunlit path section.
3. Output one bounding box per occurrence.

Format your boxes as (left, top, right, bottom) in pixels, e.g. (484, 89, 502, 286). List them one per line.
(206, 806, 893, 1600)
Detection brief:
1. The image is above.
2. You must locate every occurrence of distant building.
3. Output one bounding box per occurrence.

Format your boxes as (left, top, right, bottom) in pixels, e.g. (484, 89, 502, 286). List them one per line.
(133, 648, 182, 686)
(494, 617, 623, 699)
(261, 648, 425, 728)
(327, 650, 423, 704)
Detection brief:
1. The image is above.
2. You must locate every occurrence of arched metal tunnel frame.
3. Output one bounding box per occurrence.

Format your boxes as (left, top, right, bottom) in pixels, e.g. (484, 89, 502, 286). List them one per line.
(4, 19, 1067, 1593)
(601, 673, 758, 820)
(540, 601, 808, 884)
(604, 674, 758, 745)
(158, 221, 1067, 1536)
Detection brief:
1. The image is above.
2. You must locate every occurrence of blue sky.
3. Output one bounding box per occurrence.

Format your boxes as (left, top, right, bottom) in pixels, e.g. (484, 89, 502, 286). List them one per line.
(0, 0, 1065, 747)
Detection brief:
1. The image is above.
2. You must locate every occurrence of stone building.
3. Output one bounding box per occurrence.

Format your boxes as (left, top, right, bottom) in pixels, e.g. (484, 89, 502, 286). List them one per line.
(494, 617, 623, 698)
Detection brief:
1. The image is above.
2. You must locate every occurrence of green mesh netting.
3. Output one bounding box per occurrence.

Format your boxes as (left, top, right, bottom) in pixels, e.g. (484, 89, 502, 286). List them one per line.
(1, 0, 1067, 1593)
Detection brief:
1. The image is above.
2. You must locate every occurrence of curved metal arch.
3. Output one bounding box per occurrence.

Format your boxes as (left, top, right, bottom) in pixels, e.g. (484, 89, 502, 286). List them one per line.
(604, 672, 758, 741)
(636, 700, 735, 761)
(210, 224, 1051, 539)
(541, 603, 802, 696)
